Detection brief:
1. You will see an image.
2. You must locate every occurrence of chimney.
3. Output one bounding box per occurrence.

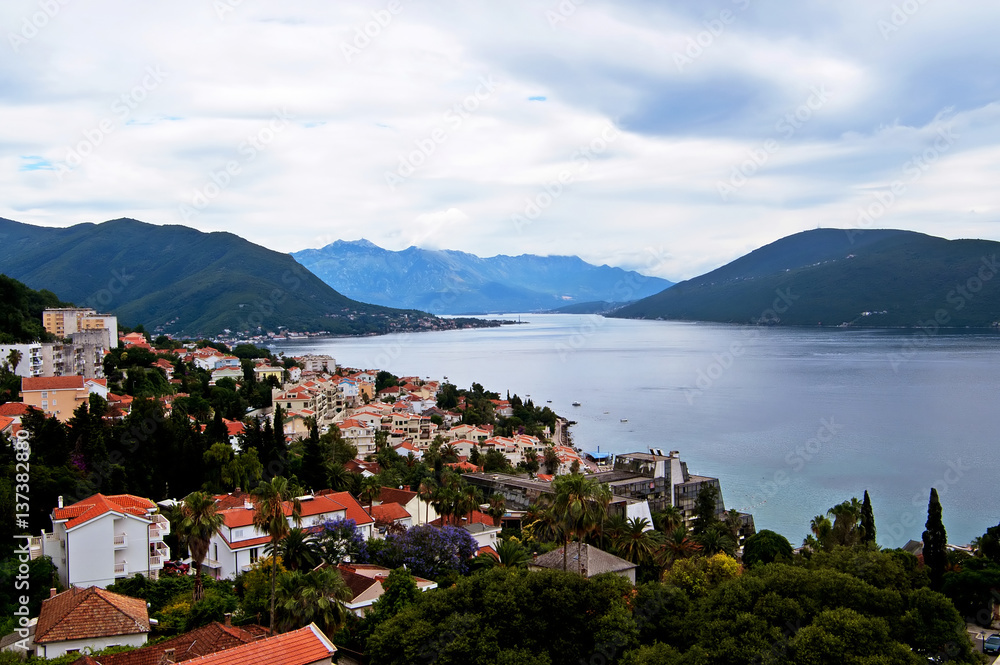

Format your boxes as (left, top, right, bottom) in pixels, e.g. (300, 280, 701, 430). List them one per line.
(57, 496, 64, 509)
(160, 648, 176, 665)
(223, 613, 232, 626)
(49, 587, 57, 599)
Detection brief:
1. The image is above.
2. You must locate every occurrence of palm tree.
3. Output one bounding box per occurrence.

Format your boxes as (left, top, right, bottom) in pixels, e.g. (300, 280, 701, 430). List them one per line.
(724, 509, 743, 543)
(358, 475, 381, 515)
(176, 491, 224, 602)
(6, 349, 22, 375)
(660, 525, 701, 566)
(457, 485, 483, 524)
(417, 480, 436, 525)
(613, 517, 662, 566)
(274, 566, 352, 635)
(552, 473, 607, 572)
(653, 505, 684, 535)
(828, 498, 862, 547)
(807, 514, 833, 551)
(440, 443, 460, 463)
(278, 527, 320, 572)
(486, 495, 506, 528)
(253, 476, 301, 632)
(695, 525, 735, 556)
(600, 514, 629, 550)
(476, 538, 531, 570)
(328, 462, 351, 492)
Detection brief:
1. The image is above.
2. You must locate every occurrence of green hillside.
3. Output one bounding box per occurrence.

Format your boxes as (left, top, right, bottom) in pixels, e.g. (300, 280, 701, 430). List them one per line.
(0, 275, 72, 343)
(0, 217, 437, 337)
(611, 229, 1000, 327)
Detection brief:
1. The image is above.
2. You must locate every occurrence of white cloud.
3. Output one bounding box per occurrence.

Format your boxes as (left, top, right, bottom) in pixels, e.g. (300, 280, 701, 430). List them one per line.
(1, 0, 999, 280)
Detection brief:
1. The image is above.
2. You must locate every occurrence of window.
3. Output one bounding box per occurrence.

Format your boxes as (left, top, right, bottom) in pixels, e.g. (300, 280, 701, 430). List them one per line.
(250, 547, 259, 563)
(234, 529, 244, 539)
(41, 391, 48, 399)
(42, 401, 48, 408)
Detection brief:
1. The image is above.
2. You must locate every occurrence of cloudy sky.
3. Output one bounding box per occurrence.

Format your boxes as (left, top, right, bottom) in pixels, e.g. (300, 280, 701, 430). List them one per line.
(3, 1, 999, 280)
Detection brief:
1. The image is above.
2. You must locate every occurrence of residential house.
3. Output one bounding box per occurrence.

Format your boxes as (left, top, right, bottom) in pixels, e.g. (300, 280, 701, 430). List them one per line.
(69, 619, 268, 665)
(20, 376, 108, 422)
(177, 624, 335, 665)
(337, 564, 436, 616)
(33, 587, 149, 659)
(253, 365, 284, 383)
(529, 544, 637, 583)
(32, 493, 170, 588)
(294, 354, 337, 374)
(447, 424, 492, 443)
(369, 503, 411, 535)
(205, 492, 373, 580)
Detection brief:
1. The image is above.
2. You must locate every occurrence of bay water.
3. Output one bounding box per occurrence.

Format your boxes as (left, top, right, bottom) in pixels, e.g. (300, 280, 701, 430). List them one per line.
(270, 314, 999, 548)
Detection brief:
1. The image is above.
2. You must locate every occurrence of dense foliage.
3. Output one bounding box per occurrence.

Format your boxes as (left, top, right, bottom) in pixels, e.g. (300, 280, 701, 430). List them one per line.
(0, 274, 70, 344)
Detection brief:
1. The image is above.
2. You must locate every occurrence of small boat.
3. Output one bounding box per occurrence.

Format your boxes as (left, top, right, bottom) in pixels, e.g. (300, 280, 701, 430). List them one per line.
(620, 418, 628, 423)
(572, 401, 581, 407)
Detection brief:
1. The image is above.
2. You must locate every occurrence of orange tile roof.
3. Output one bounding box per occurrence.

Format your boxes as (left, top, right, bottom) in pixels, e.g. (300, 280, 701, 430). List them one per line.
(378, 486, 417, 505)
(179, 623, 334, 665)
(77, 621, 267, 665)
(370, 502, 410, 523)
(35, 587, 149, 644)
(0, 402, 31, 416)
(52, 494, 156, 529)
(430, 509, 496, 528)
(322, 491, 374, 525)
(0, 416, 13, 432)
(21, 375, 85, 391)
(219, 494, 348, 529)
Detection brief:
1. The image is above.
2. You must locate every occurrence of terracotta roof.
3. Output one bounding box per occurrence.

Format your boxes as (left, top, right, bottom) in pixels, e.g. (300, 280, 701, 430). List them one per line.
(0, 402, 32, 416)
(430, 509, 495, 528)
(214, 490, 254, 510)
(0, 416, 13, 432)
(336, 566, 381, 601)
(321, 491, 373, 525)
(35, 587, 150, 644)
(179, 623, 334, 665)
(76, 621, 267, 665)
(378, 487, 417, 505)
(53, 494, 157, 529)
(219, 494, 348, 529)
(370, 502, 410, 523)
(21, 375, 86, 391)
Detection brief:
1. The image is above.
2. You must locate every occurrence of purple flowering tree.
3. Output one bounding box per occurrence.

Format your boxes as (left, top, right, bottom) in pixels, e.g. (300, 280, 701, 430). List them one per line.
(317, 517, 366, 564)
(375, 524, 477, 582)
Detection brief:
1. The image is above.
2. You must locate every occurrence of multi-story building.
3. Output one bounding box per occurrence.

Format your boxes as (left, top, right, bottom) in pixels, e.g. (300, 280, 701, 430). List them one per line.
(0, 339, 106, 380)
(20, 375, 109, 422)
(205, 491, 374, 580)
(42, 308, 118, 343)
(30, 493, 171, 588)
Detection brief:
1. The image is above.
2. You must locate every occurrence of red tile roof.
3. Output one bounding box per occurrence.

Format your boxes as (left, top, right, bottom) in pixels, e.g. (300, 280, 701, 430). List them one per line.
(315, 490, 374, 525)
(53, 494, 157, 529)
(430, 509, 496, 528)
(336, 566, 381, 601)
(370, 502, 410, 523)
(179, 623, 334, 665)
(35, 587, 149, 644)
(76, 621, 267, 665)
(377, 486, 417, 505)
(0, 402, 32, 417)
(21, 375, 86, 391)
(0, 416, 13, 432)
(219, 494, 349, 529)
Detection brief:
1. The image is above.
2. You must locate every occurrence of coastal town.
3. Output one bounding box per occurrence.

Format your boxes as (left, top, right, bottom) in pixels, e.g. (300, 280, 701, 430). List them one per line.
(2, 307, 998, 665)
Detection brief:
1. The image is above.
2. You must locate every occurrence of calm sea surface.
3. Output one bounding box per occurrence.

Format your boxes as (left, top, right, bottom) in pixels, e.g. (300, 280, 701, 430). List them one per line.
(270, 314, 1000, 548)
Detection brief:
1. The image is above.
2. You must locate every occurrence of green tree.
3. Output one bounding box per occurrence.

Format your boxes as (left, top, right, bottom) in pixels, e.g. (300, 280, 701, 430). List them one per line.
(551, 473, 608, 572)
(691, 484, 720, 536)
(922, 487, 947, 591)
(613, 517, 662, 566)
(300, 419, 329, 491)
(274, 566, 352, 636)
(176, 491, 224, 601)
(860, 490, 876, 545)
(253, 476, 301, 631)
(278, 527, 320, 572)
(741, 529, 793, 567)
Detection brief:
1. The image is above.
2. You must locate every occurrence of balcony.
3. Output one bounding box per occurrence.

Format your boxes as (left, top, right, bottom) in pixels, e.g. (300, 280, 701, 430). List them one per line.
(150, 515, 170, 540)
(150, 543, 169, 569)
(113, 533, 127, 549)
(114, 561, 128, 577)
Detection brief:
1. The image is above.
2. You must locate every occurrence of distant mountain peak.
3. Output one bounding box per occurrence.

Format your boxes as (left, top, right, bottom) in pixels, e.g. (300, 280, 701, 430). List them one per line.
(293, 242, 674, 315)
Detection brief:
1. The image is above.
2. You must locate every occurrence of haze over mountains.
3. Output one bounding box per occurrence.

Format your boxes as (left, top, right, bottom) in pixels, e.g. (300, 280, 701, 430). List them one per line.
(293, 240, 674, 314)
(611, 229, 1000, 328)
(0, 217, 434, 337)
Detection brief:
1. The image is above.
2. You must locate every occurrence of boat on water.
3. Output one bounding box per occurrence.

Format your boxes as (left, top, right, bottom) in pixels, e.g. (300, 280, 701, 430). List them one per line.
(620, 418, 628, 422)
(572, 401, 581, 406)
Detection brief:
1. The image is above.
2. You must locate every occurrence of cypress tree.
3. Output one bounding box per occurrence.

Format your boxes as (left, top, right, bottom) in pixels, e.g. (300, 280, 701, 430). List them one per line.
(860, 490, 876, 545)
(922, 487, 947, 590)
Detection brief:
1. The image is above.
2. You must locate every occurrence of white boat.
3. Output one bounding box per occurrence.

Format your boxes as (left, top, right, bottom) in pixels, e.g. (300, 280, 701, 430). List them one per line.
(572, 401, 581, 407)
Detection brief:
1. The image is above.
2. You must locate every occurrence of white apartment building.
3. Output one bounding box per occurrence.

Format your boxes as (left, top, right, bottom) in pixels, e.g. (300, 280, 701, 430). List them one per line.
(31, 493, 170, 588)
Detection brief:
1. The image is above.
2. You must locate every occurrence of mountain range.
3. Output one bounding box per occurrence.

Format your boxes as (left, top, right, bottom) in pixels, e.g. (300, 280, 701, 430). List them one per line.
(611, 228, 1000, 327)
(292, 240, 674, 314)
(0, 217, 438, 338)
